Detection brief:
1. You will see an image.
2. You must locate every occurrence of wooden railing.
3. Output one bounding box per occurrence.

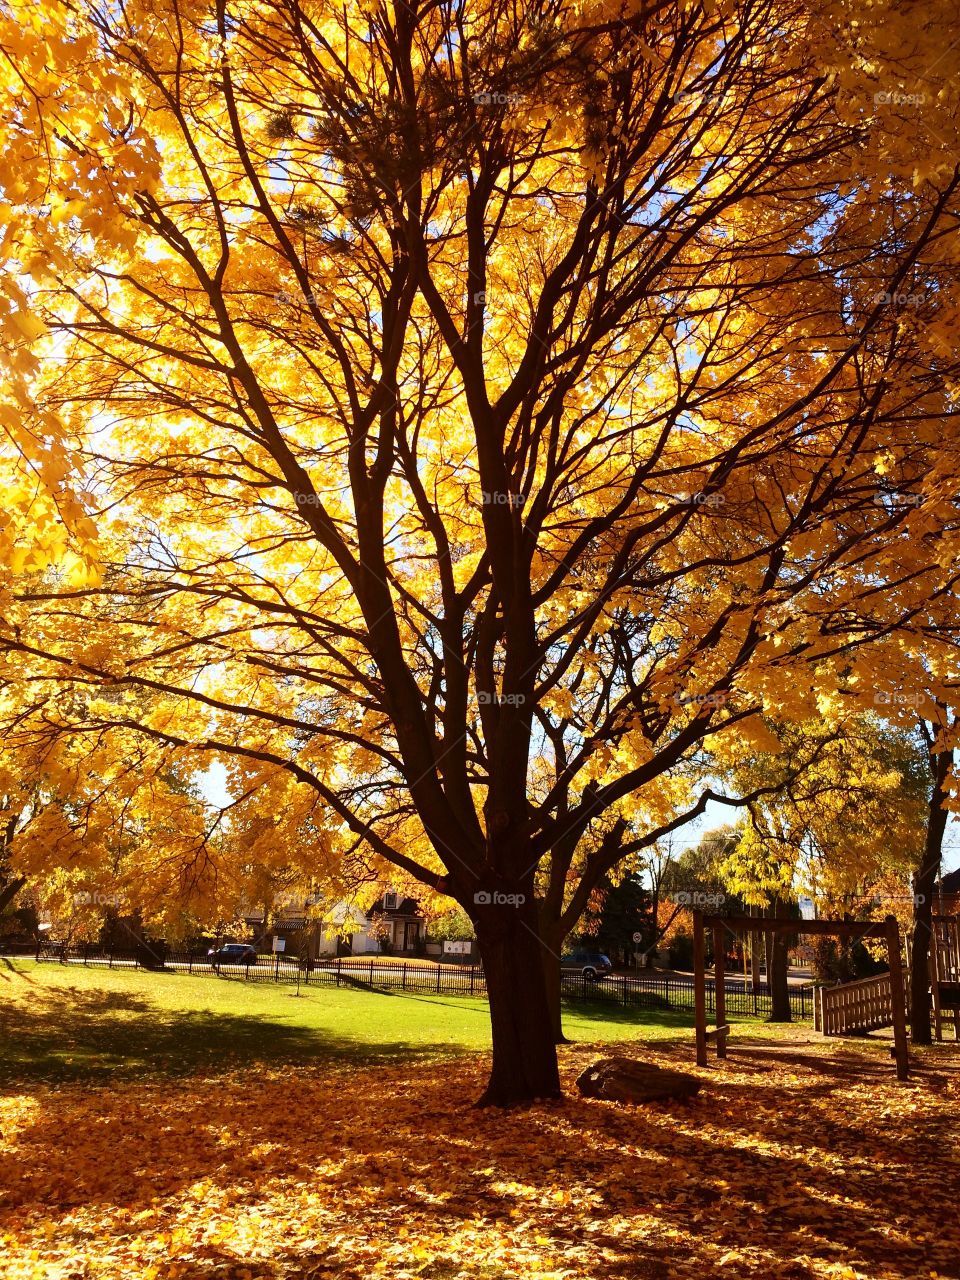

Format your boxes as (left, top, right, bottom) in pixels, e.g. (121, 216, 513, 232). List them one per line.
(815, 973, 901, 1036)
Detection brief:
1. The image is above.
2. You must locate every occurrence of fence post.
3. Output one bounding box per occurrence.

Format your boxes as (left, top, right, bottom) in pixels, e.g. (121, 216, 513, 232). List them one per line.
(402, 962, 407, 990)
(693, 909, 707, 1066)
(108, 949, 113, 970)
(336, 956, 341, 987)
(436, 963, 442, 993)
(188, 954, 193, 975)
(370, 959, 375, 987)
(470, 965, 475, 996)
(714, 924, 726, 1059)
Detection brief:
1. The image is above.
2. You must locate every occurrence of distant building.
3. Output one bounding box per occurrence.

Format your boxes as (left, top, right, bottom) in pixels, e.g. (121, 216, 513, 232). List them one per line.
(243, 891, 425, 958)
(367, 893, 426, 955)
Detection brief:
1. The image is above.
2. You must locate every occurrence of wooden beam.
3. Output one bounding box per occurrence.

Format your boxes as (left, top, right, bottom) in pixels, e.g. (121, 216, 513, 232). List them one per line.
(693, 909, 707, 1067)
(931, 916, 943, 1042)
(705, 1025, 730, 1040)
(701, 914, 888, 938)
(714, 923, 727, 1059)
(885, 916, 910, 1082)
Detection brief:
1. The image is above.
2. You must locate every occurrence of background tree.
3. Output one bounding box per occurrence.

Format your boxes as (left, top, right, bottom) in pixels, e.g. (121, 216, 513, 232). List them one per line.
(572, 869, 654, 966)
(655, 826, 751, 972)
(715, 710, 931, 1012)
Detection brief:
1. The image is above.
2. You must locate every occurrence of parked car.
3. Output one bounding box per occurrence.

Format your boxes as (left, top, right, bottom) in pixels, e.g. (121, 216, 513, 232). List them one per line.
(561, 951, 613, 981)
(207, 943, 258, 965)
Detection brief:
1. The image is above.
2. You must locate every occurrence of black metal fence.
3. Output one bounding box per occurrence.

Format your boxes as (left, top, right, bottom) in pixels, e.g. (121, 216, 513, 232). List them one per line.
(28, 942, 815, 1019)
(568, 970, 815, 1020)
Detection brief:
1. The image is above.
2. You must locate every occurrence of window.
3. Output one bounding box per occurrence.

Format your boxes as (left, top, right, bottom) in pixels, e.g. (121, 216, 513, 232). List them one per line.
(383, 892, 398, 911)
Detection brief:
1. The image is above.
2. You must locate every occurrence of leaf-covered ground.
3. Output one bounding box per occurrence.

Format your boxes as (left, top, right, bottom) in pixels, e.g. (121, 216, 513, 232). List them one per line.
(3, 1026, 958, 1280)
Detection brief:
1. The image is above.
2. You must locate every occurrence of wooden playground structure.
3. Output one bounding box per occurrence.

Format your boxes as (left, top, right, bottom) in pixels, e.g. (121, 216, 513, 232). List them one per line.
(691, 910, 910, 1080)
(931, 914, 960, 1041)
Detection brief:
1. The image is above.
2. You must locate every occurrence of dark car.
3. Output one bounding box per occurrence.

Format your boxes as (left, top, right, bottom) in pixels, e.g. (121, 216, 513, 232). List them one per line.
(561, 951, 613, 981)
(207, 943, 258, 965)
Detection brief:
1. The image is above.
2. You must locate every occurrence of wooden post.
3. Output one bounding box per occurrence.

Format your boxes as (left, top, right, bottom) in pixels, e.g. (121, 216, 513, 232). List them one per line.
(714, 923, 727, 1059)
(694, 910, 707, 1066)
(930, 918, 943, 1042)
(885, 916, 909, 1082)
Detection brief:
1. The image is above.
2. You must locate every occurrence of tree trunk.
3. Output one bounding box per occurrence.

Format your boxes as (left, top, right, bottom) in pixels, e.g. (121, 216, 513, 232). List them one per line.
(473, 901, 562, 1106)
(541, 940, 571, 1045)
(767, 900, 793, 1023)
(909, 744, 953, 1046)
(0, 876, 26, 916)
(769, 927, 792, 1021)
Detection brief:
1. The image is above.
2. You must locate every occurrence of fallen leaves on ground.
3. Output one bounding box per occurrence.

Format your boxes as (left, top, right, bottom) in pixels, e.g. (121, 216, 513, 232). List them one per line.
(2, 1035, 958, 1280)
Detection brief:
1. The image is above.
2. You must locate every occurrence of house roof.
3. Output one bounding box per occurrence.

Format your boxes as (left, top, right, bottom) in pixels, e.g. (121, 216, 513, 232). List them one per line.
(940, 868, 960, 896)
(368, 896, 423, 919)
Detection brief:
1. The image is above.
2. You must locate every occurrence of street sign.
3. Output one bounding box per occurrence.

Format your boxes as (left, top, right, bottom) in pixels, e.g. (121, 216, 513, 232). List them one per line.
(632, 931, 644, 944)
(272, 937, 286, 952)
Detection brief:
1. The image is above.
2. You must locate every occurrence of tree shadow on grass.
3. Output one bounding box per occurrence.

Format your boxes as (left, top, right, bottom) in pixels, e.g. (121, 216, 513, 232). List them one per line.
(560, 998, 696, 1030)
(0, 956, 36, 982)
(0, 981, 460, 1088)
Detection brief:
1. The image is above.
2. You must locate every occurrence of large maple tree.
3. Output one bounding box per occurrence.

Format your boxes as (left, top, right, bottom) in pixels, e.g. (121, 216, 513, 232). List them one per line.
(4, 0, 960, 1102)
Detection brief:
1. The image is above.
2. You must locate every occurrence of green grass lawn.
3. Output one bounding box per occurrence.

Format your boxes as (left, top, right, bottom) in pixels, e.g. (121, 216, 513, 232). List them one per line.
(0, 956, 790, 1085)
(0, 957, 701, 1085)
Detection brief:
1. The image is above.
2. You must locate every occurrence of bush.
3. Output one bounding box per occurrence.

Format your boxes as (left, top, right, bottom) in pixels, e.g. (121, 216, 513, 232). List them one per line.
(424, 906, 474, 945)
(669, 930, 694, 971)
(812, 936, 886, 983)
(0, 903, 38, 947)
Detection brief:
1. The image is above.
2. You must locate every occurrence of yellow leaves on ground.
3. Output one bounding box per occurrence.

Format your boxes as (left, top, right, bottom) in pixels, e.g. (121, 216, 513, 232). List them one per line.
(2, 1035, 959, 1280)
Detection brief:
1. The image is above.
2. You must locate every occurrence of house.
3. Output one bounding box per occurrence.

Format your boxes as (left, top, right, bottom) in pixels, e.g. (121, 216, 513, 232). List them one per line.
(367, 893, 426, 955)
(242, 899, 378, 958)
(317, 902, 380, 956)
(243, 892, 425, 958)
